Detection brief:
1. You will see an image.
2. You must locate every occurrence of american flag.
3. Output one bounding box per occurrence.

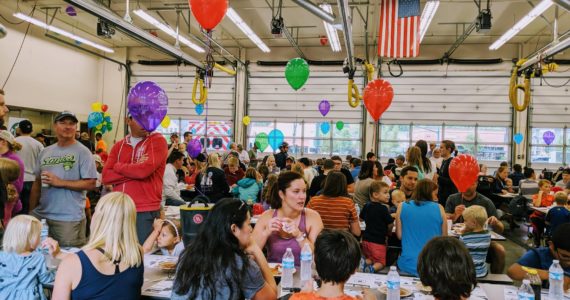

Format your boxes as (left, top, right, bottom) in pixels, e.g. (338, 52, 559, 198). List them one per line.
(378, 0, 420, 58)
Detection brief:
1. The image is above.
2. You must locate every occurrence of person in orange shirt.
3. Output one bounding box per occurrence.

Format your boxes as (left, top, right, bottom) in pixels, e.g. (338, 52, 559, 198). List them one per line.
(95, 132, 107, 153)
(289, 230, 374, 300)
(530, 179, 555, 247)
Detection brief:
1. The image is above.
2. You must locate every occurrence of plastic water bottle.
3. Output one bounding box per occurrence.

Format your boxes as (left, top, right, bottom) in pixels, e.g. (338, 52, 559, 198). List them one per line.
(300, 243, 312, 285)
(549, 260, 564, 299)
(355, 203, 361, 217)
(518, 279, 535, 300)
(386, 266, 400, 300)
(40, 219, 49, 254)
(281, 248, 295, 288)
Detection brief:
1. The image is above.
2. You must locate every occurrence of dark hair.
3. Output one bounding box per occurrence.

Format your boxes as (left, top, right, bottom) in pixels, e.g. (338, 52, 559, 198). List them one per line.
(330, 155, 342, 162)
(321, 171, 348, 198)
(299, 157, 310, 166)
(513, 164, 522, 173)
(270, 171, 305, 209)
(400, 166, 419, 178)
(366, 152, 376, 160)
(418, 237, 476, 300)
(257, 165, 269, 181)
(323, 159, 335, 170)
(552, 223, 570, 251)
(358, 161, 375, 180)
(374, 161, 383, 178)
(350, 158, 362, 167)
(523, 167, 535, 179)
(183, 131, 192, 138)
(387, 158, 395, 164)
(411, 178, 438, 205)
(415, 140, 432, 174)
(500, 161, 508, 167)
(314, 229, 361, 284)
(174, 198, 250, 299)
(245, 167, 257, 179)
(441, 140, 456, 152)
(167, 151, 184, 164)
(95, 132, 102, 139)
(0, 89, 4, 95)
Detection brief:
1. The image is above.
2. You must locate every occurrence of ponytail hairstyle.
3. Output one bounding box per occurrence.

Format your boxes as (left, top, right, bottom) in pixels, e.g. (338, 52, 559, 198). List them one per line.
(270, 171, 305, 209)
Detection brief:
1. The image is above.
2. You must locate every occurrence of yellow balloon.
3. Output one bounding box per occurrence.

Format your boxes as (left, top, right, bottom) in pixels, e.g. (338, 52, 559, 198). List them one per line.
(96, 124, 103, 130)
(242, 115, 251, 126)
(161, 116, 171, 128)
(91, 102, 102, 112)
(103, 112, 111, 118)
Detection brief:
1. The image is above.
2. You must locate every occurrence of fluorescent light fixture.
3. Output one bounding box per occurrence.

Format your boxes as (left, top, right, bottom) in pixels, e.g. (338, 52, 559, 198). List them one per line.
(133, 9, 205, 53)
(13, 12, 114, 53)
(226, 7, 270, 53)
(490, 0, 553, 50)
(419, 0, 440, 42)
(319, 3, 341, 52)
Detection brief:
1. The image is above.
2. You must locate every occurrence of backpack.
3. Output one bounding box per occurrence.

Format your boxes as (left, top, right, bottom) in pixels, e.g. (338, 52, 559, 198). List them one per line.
(476, 175, 495, 199)
(509, 195, 530, 219)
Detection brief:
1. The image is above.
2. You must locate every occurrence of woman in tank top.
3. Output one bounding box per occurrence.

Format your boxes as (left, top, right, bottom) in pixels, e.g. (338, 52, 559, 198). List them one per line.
(52, 192, 144, 299)
(253, 171, 324, 265)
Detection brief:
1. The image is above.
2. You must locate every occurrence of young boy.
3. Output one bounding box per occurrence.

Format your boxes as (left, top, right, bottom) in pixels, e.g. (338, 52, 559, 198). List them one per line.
(290, 230, 374, 300)
(545, 191, 570, 238)
(359, 181, 394, 273)
(459, 205, 492, 278)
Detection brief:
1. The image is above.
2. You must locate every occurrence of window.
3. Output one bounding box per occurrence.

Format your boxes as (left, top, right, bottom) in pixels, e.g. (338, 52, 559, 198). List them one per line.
(156, 119, 234, 152)
(379, 123, 511, 164)
(529, 128, 565, 164)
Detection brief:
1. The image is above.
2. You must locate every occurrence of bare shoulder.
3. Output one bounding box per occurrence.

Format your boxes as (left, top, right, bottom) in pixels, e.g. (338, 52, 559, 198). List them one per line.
(304, 207, 320, 218)
(256, 209, 275, 223)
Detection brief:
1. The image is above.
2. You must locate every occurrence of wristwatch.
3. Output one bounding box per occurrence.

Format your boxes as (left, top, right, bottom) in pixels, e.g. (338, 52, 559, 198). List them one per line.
(296, 233, 306, 242)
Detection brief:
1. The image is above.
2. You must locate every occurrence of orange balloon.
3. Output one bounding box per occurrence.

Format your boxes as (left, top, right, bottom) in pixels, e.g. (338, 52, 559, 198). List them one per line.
(190, 0, 228, 31)
(363, 79, 394, 121)
(101, 104, 108, 112)
(449, 154, 479, 193)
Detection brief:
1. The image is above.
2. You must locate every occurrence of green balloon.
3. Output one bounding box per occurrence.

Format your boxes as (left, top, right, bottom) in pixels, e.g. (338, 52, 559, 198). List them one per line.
(255, 133, 269, 152)
(336, 121, 344, 130)
(285, 58, 310, 91)
(107, 123, 113, 131)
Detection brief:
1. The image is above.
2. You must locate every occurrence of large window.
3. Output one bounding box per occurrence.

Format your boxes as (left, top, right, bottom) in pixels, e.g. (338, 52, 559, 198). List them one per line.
(156, 118, 233, 152)
(529, 127, 566, 165)
(379, 123, 510, 164)
(247, 121, 362, 158)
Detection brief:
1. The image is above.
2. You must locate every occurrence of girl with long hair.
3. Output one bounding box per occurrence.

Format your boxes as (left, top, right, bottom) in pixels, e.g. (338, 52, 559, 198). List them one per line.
(406, 146, 425, 180)
(172, 198, 277, 300)
(52, 192, 144, 299)
(196, 153, 231, 202)
(415, 140, 433, 179)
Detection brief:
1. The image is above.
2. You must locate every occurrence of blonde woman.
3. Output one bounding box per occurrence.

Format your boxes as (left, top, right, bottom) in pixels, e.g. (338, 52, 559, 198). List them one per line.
(0, 215, 61, 300)
(407, 146, 425, 180)
(52, 192, 144, 299)
(266, 155, 279, 174)
(0, 131, 24, 221)
(196, 153, 230, 202)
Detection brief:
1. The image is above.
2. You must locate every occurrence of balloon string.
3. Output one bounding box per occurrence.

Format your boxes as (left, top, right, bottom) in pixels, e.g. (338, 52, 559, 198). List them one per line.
(205, 31, 215, 89)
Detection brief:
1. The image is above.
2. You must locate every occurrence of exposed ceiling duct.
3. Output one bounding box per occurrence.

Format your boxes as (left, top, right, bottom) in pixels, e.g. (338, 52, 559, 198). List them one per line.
(336, 0, 355, 70)
(64, 0, 204, 68)
(290, 0, 338, 25)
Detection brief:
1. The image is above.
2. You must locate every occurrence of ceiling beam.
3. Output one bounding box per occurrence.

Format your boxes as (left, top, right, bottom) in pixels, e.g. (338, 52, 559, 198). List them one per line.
(337, 0, 355, 69)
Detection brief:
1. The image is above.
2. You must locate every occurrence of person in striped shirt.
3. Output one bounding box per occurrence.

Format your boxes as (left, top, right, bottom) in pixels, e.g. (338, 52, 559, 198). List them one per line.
(459, 205, 492, 278)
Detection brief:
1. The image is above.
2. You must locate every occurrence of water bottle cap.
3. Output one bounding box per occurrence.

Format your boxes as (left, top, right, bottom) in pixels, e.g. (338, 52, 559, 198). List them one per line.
(390, 266, 397, 271)
(286, 248, 292, 251)
(553, 260, 560, 263)
(522, 279, 530, 284)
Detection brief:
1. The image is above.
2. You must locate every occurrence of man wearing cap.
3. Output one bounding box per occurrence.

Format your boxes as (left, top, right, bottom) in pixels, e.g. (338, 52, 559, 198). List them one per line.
(102, 114, 168, 242)
(29, 111, 98, 247)
(275, 142, 289, 170)
(15, 120, 44, 214)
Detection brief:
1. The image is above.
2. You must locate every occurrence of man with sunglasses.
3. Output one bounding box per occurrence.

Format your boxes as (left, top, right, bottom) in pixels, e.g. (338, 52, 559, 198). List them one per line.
(508, 223, 570, 289)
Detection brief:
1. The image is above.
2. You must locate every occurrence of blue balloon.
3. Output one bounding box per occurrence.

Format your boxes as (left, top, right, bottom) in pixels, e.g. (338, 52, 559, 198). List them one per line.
(191, 128, 197, 134)
(268, 129, 285, 151)
(87, 112, 103, 128)
(513, 133, 523, 144)
(195, 104, 204, 115)
(320, 122, 330, 134)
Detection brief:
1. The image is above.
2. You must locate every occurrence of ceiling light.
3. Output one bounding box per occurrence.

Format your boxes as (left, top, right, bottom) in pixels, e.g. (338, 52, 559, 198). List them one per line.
(133, 9, 205, 53)
(319, 3, 341, 52)
(13, 12, 114, 53)
(226, 7, 270, 53)
(489, 0, 553, 50)
(419, 0, 440, 42)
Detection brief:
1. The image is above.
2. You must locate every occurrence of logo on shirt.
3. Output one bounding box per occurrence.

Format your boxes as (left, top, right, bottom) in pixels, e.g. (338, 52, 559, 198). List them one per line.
(42, 154, 76, 171)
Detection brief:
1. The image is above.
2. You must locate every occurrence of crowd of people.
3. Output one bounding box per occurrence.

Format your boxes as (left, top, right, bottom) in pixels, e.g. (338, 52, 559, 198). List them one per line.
(2, 86, 570, 299)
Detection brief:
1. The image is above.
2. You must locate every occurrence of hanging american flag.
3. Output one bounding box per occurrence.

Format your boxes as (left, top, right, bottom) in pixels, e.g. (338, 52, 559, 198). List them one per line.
(378, 0, 421, 58)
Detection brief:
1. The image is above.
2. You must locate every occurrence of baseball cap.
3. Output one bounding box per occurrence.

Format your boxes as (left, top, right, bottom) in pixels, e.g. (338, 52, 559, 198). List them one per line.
(54, 111, 78, 123)
(195, 153, 207, 163)
(18, 120, 33, 133)
(93, 154, 103, 164)
(0, 130, 16, 145)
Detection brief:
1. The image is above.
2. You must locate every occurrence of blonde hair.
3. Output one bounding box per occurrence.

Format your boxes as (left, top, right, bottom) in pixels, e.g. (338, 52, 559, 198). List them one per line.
(2, 215, 41, 253)
(206, 153, 221, 169)
(245, 167, 257, 179)
(266, 155, 276, 166)
(0, 158, 20, 183)
(227, 157, 239, 168)
(462, 205, 488, 228)
(291, 163, 304, 177)
(370, 180, 389, 195)
(83, 192, 142, 268)
(538, 179, 551, 188)
(554, 191, 568, 205)
(391, 189, 406, 201)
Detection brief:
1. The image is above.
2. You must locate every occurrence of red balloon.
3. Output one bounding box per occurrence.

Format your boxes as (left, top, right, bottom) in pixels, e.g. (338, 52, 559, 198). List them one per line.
(449, 154, 479, 193)
(363, 79, 394, 121)
(320, 36, 328, 46)
(101, 104, 108, 112)
(190, 0, 228, 31)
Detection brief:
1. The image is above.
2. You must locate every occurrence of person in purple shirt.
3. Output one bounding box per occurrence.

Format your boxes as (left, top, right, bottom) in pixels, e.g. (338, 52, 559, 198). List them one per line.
(0, 130, 25, 222)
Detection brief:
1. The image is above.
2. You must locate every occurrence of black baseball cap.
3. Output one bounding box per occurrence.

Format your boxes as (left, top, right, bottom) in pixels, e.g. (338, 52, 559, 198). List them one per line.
(195, 153, 207, 162)
(54, 111, 78, 123)
(18, 120, 33, 133)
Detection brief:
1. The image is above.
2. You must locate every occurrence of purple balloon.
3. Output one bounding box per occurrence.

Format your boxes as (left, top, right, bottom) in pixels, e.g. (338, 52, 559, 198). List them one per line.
(187, 139, 202, 159)
(65, 6, 77, 16)
(127, 81, 168, 132)
(318, 100, 330, 117)
(543, 131, 555, 146)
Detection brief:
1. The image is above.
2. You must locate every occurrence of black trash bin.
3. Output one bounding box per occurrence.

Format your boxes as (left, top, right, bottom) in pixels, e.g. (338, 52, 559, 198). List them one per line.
(180, 197, 211, 246)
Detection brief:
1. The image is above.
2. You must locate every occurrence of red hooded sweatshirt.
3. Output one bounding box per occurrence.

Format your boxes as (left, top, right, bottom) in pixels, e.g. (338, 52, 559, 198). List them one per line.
(102, 133, 167, 212)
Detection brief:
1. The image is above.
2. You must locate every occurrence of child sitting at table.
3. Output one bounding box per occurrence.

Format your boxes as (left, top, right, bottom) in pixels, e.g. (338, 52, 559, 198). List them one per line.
(418, 237, 477, 300)
(459, 205, 491, 278)
(232, 167, 263, 203)
(0, 215, 62, 300)
(290, 230, 375, 300)
(531, 179, 555, 247)
(389, 189, 406, 218)
(143, 218, 184, 257)
(545, 191, 570, 238)
(360, 181, 394, 273)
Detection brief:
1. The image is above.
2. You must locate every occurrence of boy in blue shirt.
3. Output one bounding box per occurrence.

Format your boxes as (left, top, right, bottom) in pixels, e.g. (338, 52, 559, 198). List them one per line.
(545, 191, 570, 238)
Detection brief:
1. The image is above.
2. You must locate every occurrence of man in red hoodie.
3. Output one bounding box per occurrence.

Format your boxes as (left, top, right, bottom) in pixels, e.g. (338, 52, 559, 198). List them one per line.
(102, 115, 168, 242)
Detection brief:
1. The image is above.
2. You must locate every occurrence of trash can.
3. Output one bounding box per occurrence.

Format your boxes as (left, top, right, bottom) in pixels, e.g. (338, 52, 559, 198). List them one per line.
(180, 197, 211, 246)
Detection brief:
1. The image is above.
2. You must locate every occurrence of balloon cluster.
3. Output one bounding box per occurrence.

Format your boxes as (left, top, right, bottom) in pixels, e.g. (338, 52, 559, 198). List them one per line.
(254, 129, 284, 152)
(88, 102, 113, 134)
